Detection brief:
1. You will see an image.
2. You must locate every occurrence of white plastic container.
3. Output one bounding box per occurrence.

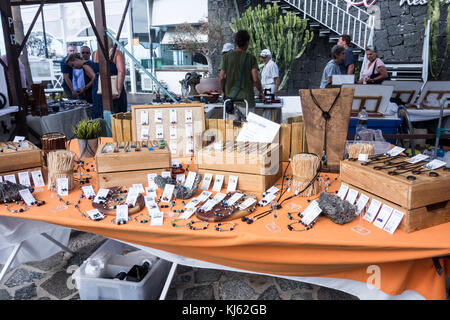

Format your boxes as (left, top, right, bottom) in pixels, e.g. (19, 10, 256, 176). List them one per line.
(72, 239, 172, 300)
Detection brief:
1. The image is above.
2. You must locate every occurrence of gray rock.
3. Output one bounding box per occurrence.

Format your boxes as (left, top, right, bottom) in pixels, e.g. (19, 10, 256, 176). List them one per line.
(40, 270, 77, 299)
(26, 252, 65, 272)
(0, 289, 11, 300)
(70, 294, 80, 300)
(317, 287, 358, 300)
(194, 269, 223, 283)
(39, 297, 51, 300)
(14, 283, 37, 300)
(218, 279, 255, 300)
(183, 285, 215, 300)
(275, 278, 313, 291)
(388, 35, 403, 47)
(4, 268, 45, 288)
(257, 285, 281, 300)
(291, 292, 314, 300)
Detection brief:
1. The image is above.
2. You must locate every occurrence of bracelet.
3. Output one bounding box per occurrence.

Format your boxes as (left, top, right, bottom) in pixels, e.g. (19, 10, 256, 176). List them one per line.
(111, 216, 131, 225)
(134, 213, 150, 223)
(187, 220, 209, 231)
(3, 200, 29, 213)
(287, 212, 304, 221)
(213, 206, 234, 218)
(287, 219, 317, 232)
(171, 218, 191, 228)
(214, 222, 236, 232)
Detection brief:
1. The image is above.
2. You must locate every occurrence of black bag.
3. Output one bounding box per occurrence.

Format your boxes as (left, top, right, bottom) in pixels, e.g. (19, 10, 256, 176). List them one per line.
(225, 53, 249, 114)
(369, 60, 390, 84)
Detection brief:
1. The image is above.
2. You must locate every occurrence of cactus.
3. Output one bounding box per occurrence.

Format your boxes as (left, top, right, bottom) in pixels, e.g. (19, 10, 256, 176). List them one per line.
(427, 0, 450, 80)
(230, 3, 313, 91)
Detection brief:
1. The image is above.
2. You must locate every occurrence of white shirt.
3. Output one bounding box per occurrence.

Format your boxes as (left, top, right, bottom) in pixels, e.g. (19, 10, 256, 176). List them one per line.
(261, 59, 279, 91)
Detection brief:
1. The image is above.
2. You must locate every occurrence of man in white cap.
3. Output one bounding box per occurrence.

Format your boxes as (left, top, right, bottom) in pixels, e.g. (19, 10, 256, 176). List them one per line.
(222, 43, 234, 55)
(260, 49, 279, 97)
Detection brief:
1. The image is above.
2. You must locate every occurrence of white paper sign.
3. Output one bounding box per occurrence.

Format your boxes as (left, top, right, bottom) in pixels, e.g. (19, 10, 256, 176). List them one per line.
(160, 184, 175, 203)
(185, 110, 193, 123)
(358, 154, 369, 162)
(19, 141, 29, 149)
(115, 205, 129, 223)
(226, 193, 244, 206)
(263, 186, 279, 196)
(176, 174, 186, 185)
(423, 159, 447, 170)
(345, 189, 359, 205)
(301, 200, 322, 226)
(18, 172, 31, 187)
(132, 184, 145, 194)
(405, 154, 429, 164)
(147, 174, 158, 189)
(87, 209, 106, 221)
(19, 188, 36, 206)
(169, 141, 177, 155)
(356, 194, 370, 215)
(196, 191, 212, 203)
(170, 109, 177, 124)
(185, 124, 193, 138)
(199, 199, 218, 212)
(93, 188, 110, 204)
(236, 112, 281, 143)
(212, 175, 225, 192)
(4, 174, 16, 184)
(383, 209, 405, 234)
(170, 125, 177, 139)
(31, 170, 45, 188)
(363, 199, 382, 223)
(161, 171, 172, 178)
(57, 178, 69, 196)
(140, 126, 149, 140)
(184, 171, 197, 190)
(226, 176, 238, 193)
(337, 184, 349, 200)
(185, 140, 194, 155)
(373, 204, 394, 229)
(154, 110, 163, 123)
(125, 193, 138, 207)
(212, 193, 227, 202)
(155, 124, 164, 139)
(258, 193, 277, 206)
(140, 110, 149, 125)
(145, 187, 157, 199)
(178, 207, 196, 219)
(200, 173, 213, 190)
(185, 198, 201, 209)
(82, 185, 96, 199)
(13, 136, 25, 142)
(150, 211, 164, 226)
(238, 198, 257, 210)
(386, 146, 405, 157)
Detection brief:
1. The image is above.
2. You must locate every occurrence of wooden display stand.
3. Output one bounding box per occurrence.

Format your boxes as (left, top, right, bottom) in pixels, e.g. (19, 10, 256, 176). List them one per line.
(300, 88, 354, 173)
(95, 141, 171, 188)
(340, 159, 450, 233)
(0, 141, 43, 176)
(131, 104, 205, 162)
(111, 112, 132, 142)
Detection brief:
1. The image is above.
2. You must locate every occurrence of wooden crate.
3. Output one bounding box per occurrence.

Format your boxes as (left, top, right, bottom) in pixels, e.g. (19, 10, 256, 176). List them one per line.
(111, 112, 132, 142)
(340, 159, 450, 232)
(95, 141, 171, 188)
(0, 166, 46, 185)
(0, 141, 42, 174)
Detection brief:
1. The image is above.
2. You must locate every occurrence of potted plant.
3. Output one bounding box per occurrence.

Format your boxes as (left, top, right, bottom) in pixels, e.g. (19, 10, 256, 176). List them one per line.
(72, 119, 101, 158)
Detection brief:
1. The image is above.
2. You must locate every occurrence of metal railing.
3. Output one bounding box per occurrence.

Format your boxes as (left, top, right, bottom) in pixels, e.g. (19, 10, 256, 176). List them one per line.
(278, 0, 375, 50)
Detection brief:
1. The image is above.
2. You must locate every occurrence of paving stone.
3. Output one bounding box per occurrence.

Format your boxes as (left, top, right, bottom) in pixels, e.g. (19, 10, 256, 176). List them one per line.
(40, 270, 77, 299)
(257, 285, 281, 300)
(63, 240, 107, 269)
(14, 283, 37, 300)
(165, 288, 178, 300)
(317, 287, 358, 300)
(4, 268, 45, 288)
(183, 285, 215, 300)
(0, 289, 11, 300)
(246, 274, 271, 288)
(275, 278, 312, 291)
(218, 279, 255, 300)
(194, 269, 223, 283)
(26, 252, 65, 272)
(291, 292, 314, 300)
(176, 265, 194, 274)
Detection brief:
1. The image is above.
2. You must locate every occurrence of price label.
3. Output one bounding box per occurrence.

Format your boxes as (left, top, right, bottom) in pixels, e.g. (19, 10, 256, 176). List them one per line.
(363, 199, 382, 223)
(161, 171, 172, 178)
(140, 126, 149, 140)
(13, 136, 25, 142)
(212, 175, 224, 192)
(18, 172, 31, 187)
(423, 159, 447, 170)
(199, 199, 218, 212)
(238, 198, 256, 210)
(31, 170, 45, 187)
(337, 184, 349, 200)
(140, 110, 149, 125)
(154, 110, 163, 123)
(147, 174, 158, 189)
(160, 184, 175, 203)
(358, 154, 369, 162)
(82, 185, 96, 199)
(19, 188, 36, 206)
(150, 211, 164, 226)
(197, 191, 213, 203)
(212, 193, 227, 202)
(383, 209, 405, 234)
(185, 140, 194, 155)
(200, 173, 213, 190)
(226, 176, 238, 193)
(145, 187, 157, 199)
(176, 174, 186, 185)
(386, 146, 405, 157)
(155, 124, 164, 139)
(258, 193, 277, 207)
(345, 188, 359, 205)
(185, 198, 200, 209)
(355, 193, 370, 215)
(301, 200, 322, 226)
(185, 124, 193, 138)
(178, 207, 196, 219)
(405, 154, 429, 164)
(87, 209, 106, 221)
(132, 184, 145, 194)
(115, 205, 129, 223)
(4, 174, 16, 184)
(170, 125, 177, 139)
(262, 186, 279, 196)
(93, 188, 110, 204)
(226, 193, 244, 206)
(373, 204, 394, 229)
(184, 171, 197, 190)
(170, 109, 177, 124)
(185, 110, 193, 123)
(169, 141, 177, 155)
(125, 193, 138, 207)
(57, 178, 69, 196)
(19, 141, 29, 149)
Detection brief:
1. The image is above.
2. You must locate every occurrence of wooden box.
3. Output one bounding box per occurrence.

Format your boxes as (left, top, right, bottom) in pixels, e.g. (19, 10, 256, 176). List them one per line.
(0, 141, 42, 174)
(340, 159, 450, 232)
(95, 141, 171, 188)
(111, 112, 132, 142)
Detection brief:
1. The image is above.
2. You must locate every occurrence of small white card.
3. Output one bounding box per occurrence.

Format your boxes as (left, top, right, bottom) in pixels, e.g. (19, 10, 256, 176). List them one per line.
(140, 110, 149, 125)
(238, 198, 257, 210)
(226, 193, 244, 206)
(423, 159, 447, 170)
(226, 176, 238, 193)
(145, 187, 157, 199)
(19, 141, 29, 149)
(185, 198, 201, 209)
(170, 125, 177, 139)
(258, 193, 277, 206)
(0, 176, 2, 182)
(178, 207, 196, 219)
(18, 172, 31, 187)
(147, 174, 158, 189)
(154, 110, 163, 123)
(170, 109, 177, 124)
(199, 199, 218, 212)
(82, 185, 96, 199)
(200, 173, 213, 190)
(358, 154, 369, 162)
(19, 188, 36, 206)
(405, 154, 429, 164)
(197, 191, 213, 203)
(212, 193, 227, 202)
(363, 199, 382, 223)
(169, 141, 177, 155)
(140, 126, 149, 140)
(301, 200, 322, 226)
(184, 171, 197, 190)
(185, 110, 193, 123)
(171, 160, 180, 167)
(144, 197, 159, 212)
(185, 124, 193, 138)
(383, 209, 405, 234)
(125, 193, 138, 207)
(4, 174, 16, 184)
(132, 184, 145, 194)
(345, 188, 359, 205)
(212, 175, 225, 192)
(155, 124, 164, 139)
(57, 178, 69, 196)
(31, 170, 45, 188)
(161, 171, 172, 178)
(337, 184, 349, 200)
(13, 136, 25, 142)
(93, 188, 110, 204)
(356, 193, 370, 215)
(263, 186, 279, 196)
(386, 146, 405, 157)
(160, 184, 175, 203)
(373, 204, 394, 229)
(150, 211, 164, 226)
(87, 209, 106, 221)
(176, 174, 186, 185)
(115, 205, 129, 223)
(185, 140, 194, 155)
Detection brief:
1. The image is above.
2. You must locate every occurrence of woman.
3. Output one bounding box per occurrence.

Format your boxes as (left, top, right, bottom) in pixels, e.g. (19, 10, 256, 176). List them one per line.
(91, 38, 128, 119)
(65, 53, 96, 101)
(320, 45, 345, 88)
(358, 46, 389, 84)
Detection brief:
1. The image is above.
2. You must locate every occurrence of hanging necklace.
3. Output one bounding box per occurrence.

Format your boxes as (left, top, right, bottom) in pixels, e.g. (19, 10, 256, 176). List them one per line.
(309, 88, 342, 167)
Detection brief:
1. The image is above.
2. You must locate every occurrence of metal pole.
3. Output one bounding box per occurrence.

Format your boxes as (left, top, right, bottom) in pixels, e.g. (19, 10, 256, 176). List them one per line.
(41, 7, 49, 58)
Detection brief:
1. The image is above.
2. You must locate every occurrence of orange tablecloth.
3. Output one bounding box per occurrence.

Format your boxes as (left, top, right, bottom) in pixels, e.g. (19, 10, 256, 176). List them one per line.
(1, 138, 449, 300)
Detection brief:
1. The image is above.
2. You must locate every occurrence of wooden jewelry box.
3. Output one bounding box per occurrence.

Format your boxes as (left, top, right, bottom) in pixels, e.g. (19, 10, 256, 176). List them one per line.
(0, 141, 43, 177)
(340, 158, 450, 233)
(95, 141, 171, 188)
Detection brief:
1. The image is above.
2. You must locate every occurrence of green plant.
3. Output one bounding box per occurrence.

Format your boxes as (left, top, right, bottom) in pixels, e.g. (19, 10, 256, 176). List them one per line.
(230, 2, 314, 90)
(72, 120, 101, 140)
(427, 0, 450, 79)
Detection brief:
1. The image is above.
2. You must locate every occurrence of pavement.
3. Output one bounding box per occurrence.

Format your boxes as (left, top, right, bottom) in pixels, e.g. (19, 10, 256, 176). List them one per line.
(0, 230, 359, 300)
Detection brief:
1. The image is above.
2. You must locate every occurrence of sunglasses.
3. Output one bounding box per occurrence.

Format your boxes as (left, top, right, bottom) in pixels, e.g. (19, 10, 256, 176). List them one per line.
(81, 51, 90, 54)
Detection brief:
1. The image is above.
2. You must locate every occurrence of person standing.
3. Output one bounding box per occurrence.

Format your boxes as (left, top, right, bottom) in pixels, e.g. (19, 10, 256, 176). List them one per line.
(358, 45, 389, 84)
(219, 29, 264, 120)
(337, 35, 355, 75)
(260, 49, 279, 97)
(320, 45, 345, 89)
(60, 45, 77, 99)
(79, 46, 93, 103)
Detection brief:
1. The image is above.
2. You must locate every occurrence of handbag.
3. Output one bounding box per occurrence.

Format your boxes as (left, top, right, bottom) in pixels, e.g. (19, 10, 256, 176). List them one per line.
(97, 75, 119, 96)
(225, 53, 249, 114)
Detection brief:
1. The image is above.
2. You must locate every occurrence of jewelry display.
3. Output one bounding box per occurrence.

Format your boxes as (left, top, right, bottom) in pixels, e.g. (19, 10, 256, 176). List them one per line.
(214, 222, 237, 232)
(170, 218, 191, 228)
(134, 212, 150, 223)
(41, 132, 67, 165)
(0, 181, 34, 203)
(347, 143, 375, 159)
(292, 153, 321, 197)
(287, 220, 317, 232)
(111, 216, 131, 225)
(47, 150, 75, 192)
(187, 220, 209, 230)
(154, 175, 202, 200)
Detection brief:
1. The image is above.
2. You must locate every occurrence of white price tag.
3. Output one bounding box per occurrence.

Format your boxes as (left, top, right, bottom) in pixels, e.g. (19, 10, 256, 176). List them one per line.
(4, 174, 16, 184)
(199, 199, 218, 212)
(373, 204, 394, 229)
(125, 193, 138, 207)
(13, 136, 25, 142)
(301, 200, 322, 226)
(355, 193, 370, 215)
(145, 187, 157, 199)
(212, 175, 225, 192)
(263, 186, 279, 196)
(337, 184, 349, 200)
(87, 209, 106, 221)
(170, 109, 177, 124)
(200, 173, 213, 190)
(155, 124, 164, 139)
(169, 141, 177, 155)
(405, 154, 429, 164)
(345, 188, 359, 205)
(178, 207, 196, 219)
(185, 198, 201, 209)
(170, 125, 177, 139)
(171, 160, 180, 167)
(57, 178, 69, 196)
(258, 193, 277, 206)
(226, 193, 244, 206)
(132, 184, 145, 194)
(184, 171, 197, 190)
(154, 110, 163, 123)
(386, 146, 405, 157)
(19, 141, 29, 149)
(93, 188, 110, 204)
(383, 209, 405, 234)
(140, 126, 149, 140)
(185, 140, 194, 155)
(18, 172, 31, 187)
(197, 191, 213, 203)
(176, 174, 186, 185)
(31, 170, 45, 187)
(185, 124, 193, 138)
(160, 184, 175, 203)
(19, 188, 36, 206)
(147, 173, 158, 189)
(150, 211, 164, 226)
(185, 110, 193, 123)
(82, 185, 96, 199)
(423, 159, 447, 170)
(115, 205, 129, 223)
(238, 198, 257, 210)
(212, 193, 227, 202)
(358, 154, 369, 162)
(161, 171, 172, 178)
(363, 199, 382, 223)
(226, 176, 238, 193)
(140, 110, 149, 125)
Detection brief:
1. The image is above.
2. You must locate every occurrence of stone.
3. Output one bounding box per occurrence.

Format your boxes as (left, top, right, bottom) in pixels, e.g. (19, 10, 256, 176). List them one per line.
(14, 283, 37, 300)
(403, 33, 418, 47)
(246, 274, 270, 288)
(219, 279, 255, 300)
(388, 35, 403, 47)
(165, 288, 178, 300)
(26, 252, 65, 272)
(183, 285, 215, 300)
(275, 278, 313, 291)
(392, 46, 407, 60)
(291, 292, 314, 300)
(39, 297, 51, 300)
(40, 270, 77, 299)
(194, 269, 223, 283)
(70, 294, 80, 300)
(257, 285, 281, 300)
(0, 289, 11, 300)
(317, 287, 358, 300)
(4, 269, 45, 288)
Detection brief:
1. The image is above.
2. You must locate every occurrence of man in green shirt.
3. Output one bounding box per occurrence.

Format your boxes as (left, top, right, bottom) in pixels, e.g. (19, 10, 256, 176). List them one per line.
(219, 30, 265, 120)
